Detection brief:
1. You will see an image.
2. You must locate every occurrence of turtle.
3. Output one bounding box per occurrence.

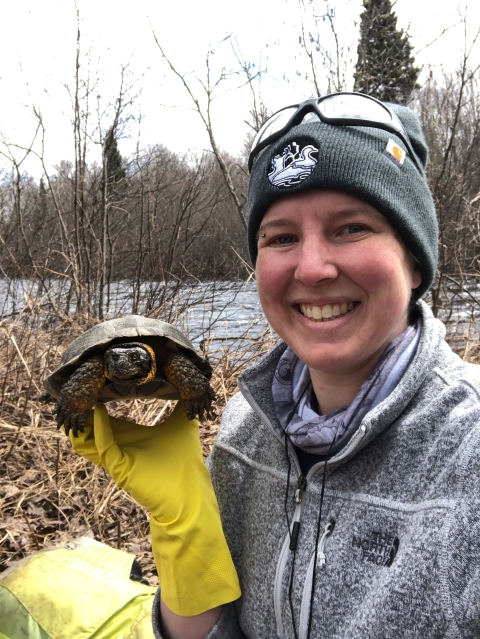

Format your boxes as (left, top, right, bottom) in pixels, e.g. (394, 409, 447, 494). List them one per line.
(40, 315, 216, 437)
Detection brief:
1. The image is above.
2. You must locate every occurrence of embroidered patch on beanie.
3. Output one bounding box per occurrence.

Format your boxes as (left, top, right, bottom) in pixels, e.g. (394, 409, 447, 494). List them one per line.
(383, 138, 406, 168)
(268, 141, 319, 188)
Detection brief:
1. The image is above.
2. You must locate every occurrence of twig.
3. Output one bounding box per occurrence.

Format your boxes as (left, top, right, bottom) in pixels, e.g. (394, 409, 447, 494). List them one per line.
(55, 438, 60, 488)
(9, 335, 41, 394)
(150, 401, 173, 426)
(21, 509, 41, 551)
(117, 517, 121, 550)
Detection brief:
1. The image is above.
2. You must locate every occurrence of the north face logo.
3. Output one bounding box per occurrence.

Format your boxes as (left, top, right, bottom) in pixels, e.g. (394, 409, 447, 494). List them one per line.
(351, 530, 400, 567)
(268, 142, 318, 188)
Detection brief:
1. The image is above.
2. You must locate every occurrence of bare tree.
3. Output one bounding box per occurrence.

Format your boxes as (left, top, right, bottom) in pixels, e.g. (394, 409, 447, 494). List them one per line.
(298, 0, 355, 95)
(151, 31, 253, 233)
(413, 21, 480, 326)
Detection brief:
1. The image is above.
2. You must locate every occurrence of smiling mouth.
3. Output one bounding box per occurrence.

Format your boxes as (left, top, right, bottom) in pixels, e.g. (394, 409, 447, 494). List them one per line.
(299, 301, 356, 321)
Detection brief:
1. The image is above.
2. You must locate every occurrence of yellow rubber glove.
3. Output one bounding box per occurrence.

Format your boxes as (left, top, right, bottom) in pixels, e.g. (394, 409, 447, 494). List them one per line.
(68, 402, 241, 616)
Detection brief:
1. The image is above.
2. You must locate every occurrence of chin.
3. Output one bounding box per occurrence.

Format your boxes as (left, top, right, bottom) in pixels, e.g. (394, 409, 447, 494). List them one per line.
(285, 330, 393, 377)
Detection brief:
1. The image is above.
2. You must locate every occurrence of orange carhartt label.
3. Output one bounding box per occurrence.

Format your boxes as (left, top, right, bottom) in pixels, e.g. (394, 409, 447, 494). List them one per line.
(384, 138, 405, 167)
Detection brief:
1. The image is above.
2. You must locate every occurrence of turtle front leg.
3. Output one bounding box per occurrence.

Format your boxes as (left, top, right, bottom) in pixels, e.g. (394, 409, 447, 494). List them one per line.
(163, 353, 216, 421)
(54, 356, 106, 437)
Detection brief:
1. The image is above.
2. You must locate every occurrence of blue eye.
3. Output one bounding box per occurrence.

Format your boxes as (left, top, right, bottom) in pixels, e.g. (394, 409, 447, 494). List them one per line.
(275, 235, 295, 244)
(342, 224, 365, 234)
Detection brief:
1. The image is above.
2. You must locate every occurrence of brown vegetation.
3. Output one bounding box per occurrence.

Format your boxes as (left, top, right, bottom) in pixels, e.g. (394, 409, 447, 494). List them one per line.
(0, 309, 276, 581)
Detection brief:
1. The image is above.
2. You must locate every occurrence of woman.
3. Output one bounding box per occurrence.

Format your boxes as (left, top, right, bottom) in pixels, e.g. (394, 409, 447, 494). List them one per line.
(2, 94, 479, 639)
(152, 95, 480, 638)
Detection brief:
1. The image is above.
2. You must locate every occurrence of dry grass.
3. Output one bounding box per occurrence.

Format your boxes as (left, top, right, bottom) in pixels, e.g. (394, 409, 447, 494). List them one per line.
(453, 338, 480, 365)
(0, 313, 276, 583)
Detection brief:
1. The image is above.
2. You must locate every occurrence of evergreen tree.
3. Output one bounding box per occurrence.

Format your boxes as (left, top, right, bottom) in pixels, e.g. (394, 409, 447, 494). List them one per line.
(353, 0, 420, 104)
(102, 126, 125, 192)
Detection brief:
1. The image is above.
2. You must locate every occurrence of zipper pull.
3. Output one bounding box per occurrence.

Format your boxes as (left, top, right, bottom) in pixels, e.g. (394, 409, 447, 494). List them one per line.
(294, 474, 307, 504)
(289, 475, 307, 552)
(317, 519, 336, 568)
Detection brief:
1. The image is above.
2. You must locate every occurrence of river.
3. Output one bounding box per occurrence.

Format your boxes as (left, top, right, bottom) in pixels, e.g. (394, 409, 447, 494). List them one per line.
(1, 277, 479, 355)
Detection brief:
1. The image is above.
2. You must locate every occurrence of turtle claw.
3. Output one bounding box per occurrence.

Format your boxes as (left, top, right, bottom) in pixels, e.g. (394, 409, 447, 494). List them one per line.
(73, 414, 88, 437)
(53, 402, 65, 429)
(183, 401, 198, 421)
(53, 399, 89, 438)
(183, 388, 216, 421)
(66, 412, 89, 438)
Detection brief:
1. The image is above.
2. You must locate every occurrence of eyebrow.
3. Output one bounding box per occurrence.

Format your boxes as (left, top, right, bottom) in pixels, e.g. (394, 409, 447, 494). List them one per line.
(256, 207, 385, 239)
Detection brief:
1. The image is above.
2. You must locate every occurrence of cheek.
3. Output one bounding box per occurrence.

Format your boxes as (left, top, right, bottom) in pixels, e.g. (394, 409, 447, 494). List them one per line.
(255, 256, 287, 305)
(357, 261, 397, 294)
(348, 246, 415, 299)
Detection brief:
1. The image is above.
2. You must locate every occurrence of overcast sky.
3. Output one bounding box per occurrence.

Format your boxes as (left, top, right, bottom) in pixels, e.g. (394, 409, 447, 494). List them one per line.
(0, 0, 478, 178)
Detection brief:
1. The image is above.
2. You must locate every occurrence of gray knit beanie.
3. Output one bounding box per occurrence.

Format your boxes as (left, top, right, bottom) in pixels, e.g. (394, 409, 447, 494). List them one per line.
(247, 103, 438, 300)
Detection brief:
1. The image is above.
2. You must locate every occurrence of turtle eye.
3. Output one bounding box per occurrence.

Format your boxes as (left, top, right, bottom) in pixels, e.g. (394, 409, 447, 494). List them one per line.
(128, 352, 138, 363)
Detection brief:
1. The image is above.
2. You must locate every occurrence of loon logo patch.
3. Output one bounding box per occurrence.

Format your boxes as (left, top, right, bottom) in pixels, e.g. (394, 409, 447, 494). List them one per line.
(351, 529, 400, 567)
(268, 142, 319, 188)
(384, 138, 405, 168)
(275, 360, 292, 384)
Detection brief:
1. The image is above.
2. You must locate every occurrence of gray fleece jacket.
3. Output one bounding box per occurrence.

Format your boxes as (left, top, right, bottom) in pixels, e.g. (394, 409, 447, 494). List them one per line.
(153, 301, 480, 639)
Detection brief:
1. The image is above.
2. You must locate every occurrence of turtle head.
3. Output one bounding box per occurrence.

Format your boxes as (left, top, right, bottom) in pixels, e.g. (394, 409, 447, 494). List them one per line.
(103, 342, 157, 386)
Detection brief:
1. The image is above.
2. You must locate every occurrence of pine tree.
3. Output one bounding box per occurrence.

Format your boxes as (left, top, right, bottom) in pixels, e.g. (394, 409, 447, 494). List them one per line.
(102, 126, 125, 192)
(353, 0, 420, 104)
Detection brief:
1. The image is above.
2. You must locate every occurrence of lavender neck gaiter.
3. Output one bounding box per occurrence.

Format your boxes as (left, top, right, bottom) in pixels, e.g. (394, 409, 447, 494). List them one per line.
(272, 319, 422, 456)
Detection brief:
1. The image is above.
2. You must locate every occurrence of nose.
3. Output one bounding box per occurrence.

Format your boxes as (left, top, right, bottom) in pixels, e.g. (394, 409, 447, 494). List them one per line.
(294, 235, 339, 287)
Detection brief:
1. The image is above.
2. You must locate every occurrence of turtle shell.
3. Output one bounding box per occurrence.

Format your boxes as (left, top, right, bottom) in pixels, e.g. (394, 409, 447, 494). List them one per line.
(43, 315, 212, 402)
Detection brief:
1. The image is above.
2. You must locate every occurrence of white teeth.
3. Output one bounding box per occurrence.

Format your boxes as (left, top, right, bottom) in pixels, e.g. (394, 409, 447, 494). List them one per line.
(299, 302, 356, 322)
(322, 304, 333, 319)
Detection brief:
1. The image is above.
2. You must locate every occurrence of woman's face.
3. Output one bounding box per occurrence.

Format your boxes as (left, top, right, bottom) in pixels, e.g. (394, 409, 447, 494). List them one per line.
(255, 190, 422, 379)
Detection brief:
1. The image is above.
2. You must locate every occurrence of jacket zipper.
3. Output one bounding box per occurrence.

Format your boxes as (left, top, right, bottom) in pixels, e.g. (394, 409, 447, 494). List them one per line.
(274, 474, 307, 638)
(317, 519, 336, 568)
(298, 520, 336, 639)
(238, 383, 367, 638)
(306, 423, 368, 482)
(276, 424, 367, 638)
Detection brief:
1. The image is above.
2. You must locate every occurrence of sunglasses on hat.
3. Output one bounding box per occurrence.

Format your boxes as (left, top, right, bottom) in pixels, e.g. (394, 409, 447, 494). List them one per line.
(248, 92, 422, 174)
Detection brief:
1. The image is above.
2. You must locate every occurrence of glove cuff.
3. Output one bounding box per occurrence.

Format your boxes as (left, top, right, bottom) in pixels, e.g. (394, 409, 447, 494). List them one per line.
(150, 515, 241, 616)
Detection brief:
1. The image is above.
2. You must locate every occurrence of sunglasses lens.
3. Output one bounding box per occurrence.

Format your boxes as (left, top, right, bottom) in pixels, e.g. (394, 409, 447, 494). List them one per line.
(319, 94, 393, 125)
(302, 112, 321, 124)
(251, 106, 298, 151)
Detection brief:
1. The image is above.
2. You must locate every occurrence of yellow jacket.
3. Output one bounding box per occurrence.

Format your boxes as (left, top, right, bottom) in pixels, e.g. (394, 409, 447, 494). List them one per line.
(0, 537, 157, 639)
